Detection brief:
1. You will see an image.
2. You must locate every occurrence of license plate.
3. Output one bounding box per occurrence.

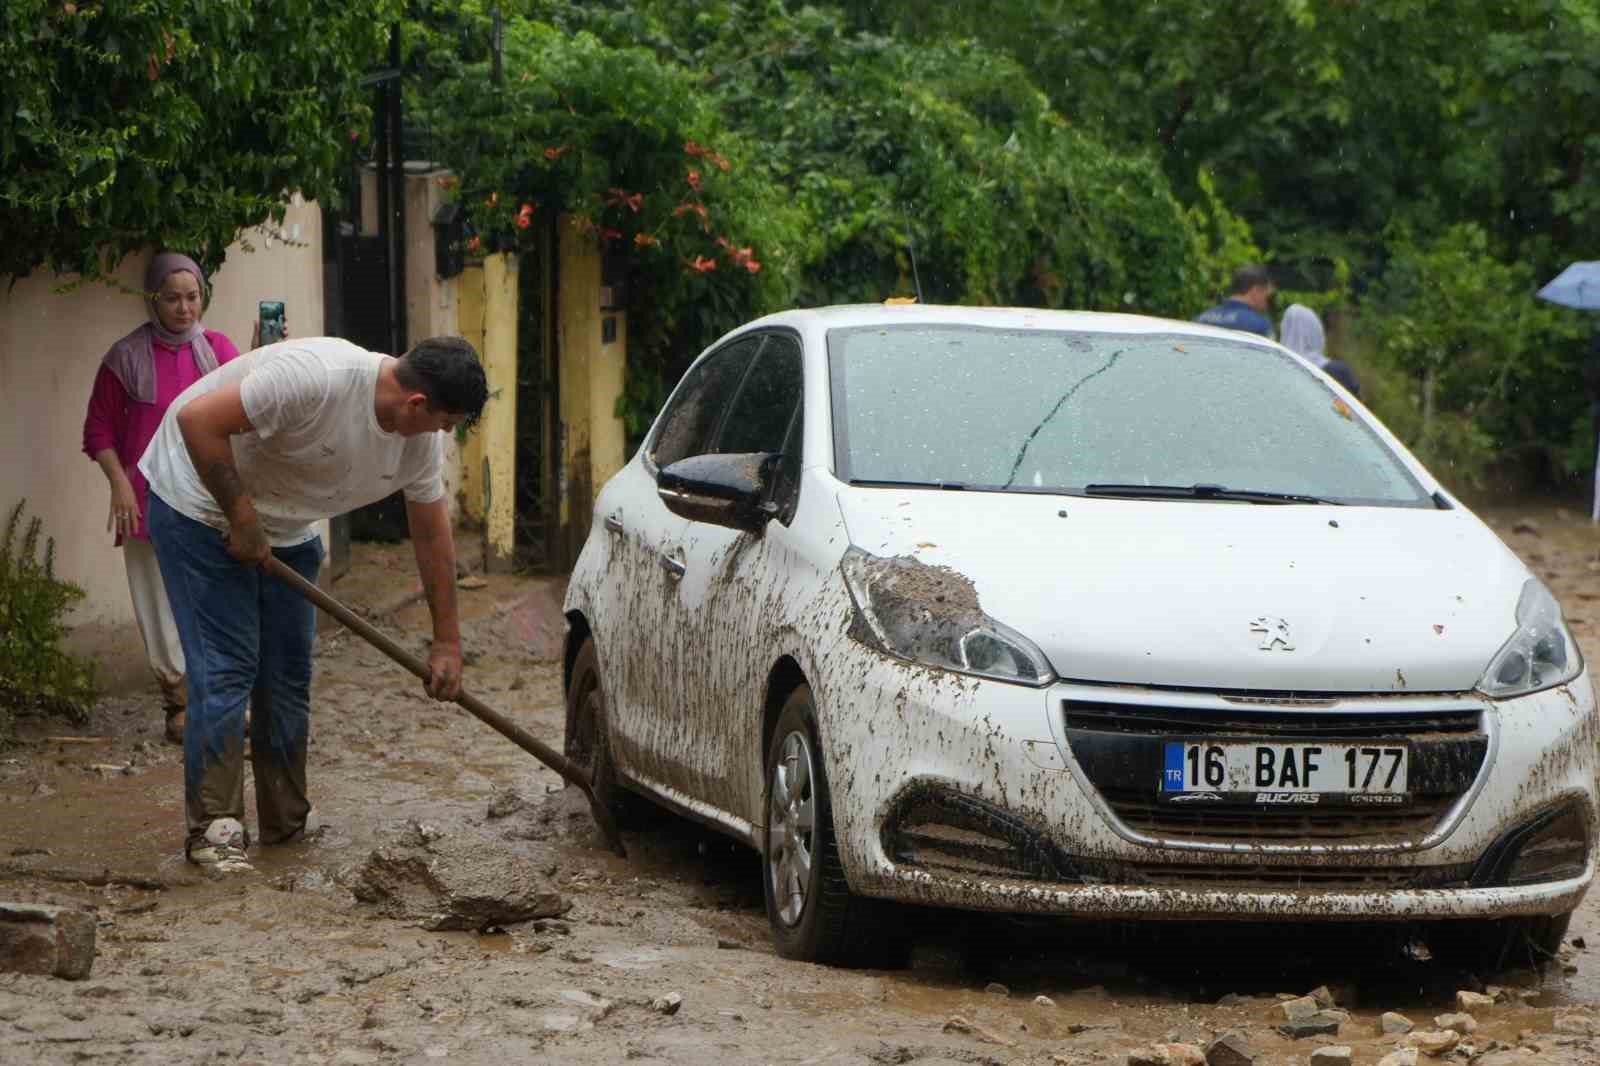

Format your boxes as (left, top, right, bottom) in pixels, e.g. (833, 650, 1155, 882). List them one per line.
(1161, 740, 1409, 804)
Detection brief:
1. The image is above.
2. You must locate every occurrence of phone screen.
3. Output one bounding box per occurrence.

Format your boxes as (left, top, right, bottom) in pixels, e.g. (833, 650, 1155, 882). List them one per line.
(259, 300, 286, 344)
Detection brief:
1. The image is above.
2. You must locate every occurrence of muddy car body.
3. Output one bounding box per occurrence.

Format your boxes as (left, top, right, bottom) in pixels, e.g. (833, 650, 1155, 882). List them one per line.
(563, 304, 1598, 966)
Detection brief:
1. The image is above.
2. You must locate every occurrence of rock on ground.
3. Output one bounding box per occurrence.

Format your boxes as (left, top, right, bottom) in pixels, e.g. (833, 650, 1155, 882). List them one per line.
(0, 901, 96, 980)
(1126, 1044, 1205, 1066)
(1309, 1049, 1353, 1066)
(344, 826, 568, 931)
(1203, 1030, 1252, 1066)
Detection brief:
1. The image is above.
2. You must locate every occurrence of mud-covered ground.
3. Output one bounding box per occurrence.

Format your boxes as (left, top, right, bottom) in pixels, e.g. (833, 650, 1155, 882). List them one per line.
(4, 510, 1600, 1065)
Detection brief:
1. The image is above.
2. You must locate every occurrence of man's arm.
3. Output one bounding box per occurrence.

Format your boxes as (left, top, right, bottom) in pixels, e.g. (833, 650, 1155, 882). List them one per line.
(406, 495, 463, 701)
(175, 385, 269, 565)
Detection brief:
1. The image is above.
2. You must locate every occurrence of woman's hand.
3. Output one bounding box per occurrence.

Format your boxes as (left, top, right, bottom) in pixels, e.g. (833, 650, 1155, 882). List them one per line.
(107, 477, 141, 537)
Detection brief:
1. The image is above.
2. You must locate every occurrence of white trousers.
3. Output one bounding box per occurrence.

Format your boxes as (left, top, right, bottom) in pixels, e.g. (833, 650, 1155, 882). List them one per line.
(124, 537, 185, 699)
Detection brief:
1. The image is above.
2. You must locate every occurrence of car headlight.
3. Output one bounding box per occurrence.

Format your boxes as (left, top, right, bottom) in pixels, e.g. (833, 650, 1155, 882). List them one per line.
(840, 547, 1056, 686)
(1477, 578, 1583, 698)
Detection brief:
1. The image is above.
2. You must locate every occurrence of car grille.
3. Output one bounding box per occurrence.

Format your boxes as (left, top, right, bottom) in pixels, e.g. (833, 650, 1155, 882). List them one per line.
(1062, 698, 1487, 846)
(1126, 861, 1473, 890)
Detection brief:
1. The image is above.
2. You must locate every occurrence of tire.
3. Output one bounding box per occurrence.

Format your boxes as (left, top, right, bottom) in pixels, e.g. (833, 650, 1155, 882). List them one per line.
(762, 684, 910, 968)
(564, 637, 652, 829)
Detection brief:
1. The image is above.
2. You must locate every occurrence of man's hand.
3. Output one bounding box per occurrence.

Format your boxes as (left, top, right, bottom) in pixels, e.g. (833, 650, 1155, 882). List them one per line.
(425, 639, 463, 701)
(222, 515, 271, 567)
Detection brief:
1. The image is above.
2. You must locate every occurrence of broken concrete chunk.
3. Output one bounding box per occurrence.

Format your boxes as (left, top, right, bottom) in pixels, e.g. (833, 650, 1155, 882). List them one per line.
(1033, 995, 1055, 1007)
(1126, 1044, 1204, 1066)
(1404, 1029, 1459, 1057)
(1279, 995, 1321, 1022)
(0, 902, 96, 980)
(943, 1015, 1016, 1048)
(1434, 1012, 1476, 1035)
(1309, 1049, 1353, 1066)
(346, 829, 568, 931)
(1455, 990, 1495, 1013)
(1379, 1011, 1416, 1035)
(1203, 1030, 1252, 1066)
(1277, 1017, 1340, 1039)
(650, 992, 682, 1016)
(1308, 985, 1336, 1009)
(983, 981, 1009, 996)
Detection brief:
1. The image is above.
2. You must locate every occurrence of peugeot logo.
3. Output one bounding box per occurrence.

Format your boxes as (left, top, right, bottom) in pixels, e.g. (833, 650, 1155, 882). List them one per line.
(1249, 616, 1295, 651)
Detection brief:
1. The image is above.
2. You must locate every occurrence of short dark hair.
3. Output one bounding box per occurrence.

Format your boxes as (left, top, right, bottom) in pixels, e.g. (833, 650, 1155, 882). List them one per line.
(396, 336, 489, 424)
(1228, 264, 1273, 295)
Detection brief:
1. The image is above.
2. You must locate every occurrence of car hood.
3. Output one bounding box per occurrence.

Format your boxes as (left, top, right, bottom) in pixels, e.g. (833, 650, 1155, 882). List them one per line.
(835, 488, 1532, 693)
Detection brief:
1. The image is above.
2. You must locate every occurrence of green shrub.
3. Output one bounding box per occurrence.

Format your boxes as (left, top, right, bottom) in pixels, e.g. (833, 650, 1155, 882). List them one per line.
(0, 500, 96, 741)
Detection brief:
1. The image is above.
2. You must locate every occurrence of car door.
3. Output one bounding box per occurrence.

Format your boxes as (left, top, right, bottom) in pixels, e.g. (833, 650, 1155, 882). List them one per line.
(605, 334, 762, 789)
(656, 331, 806, 821)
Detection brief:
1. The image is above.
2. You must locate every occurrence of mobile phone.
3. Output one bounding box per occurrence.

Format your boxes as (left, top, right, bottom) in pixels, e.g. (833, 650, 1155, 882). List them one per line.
(258, 300, 287, 345)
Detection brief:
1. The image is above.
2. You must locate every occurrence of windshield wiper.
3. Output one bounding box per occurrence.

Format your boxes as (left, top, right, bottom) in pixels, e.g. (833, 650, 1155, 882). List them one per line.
(1083, 483, 1342, 505)
(850, 479, 969, 491)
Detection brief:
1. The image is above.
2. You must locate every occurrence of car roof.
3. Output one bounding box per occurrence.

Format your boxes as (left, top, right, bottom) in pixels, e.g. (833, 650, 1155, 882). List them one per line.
(740, 303, 1278, 345)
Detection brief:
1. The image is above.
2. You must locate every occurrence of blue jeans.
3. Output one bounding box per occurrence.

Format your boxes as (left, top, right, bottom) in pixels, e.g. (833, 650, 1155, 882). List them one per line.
(147, 493, 323, 851)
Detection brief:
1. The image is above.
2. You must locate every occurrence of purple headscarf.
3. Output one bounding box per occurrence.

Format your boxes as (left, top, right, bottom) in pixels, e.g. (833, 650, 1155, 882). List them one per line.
(99, 252, 219, 404)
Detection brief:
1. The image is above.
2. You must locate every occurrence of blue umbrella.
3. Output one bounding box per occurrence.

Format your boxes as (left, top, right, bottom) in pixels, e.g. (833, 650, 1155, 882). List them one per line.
(1536, 260, 1600, 310)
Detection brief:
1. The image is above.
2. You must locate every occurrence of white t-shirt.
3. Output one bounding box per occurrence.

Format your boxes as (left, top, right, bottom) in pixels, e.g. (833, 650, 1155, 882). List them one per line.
(140, 337, 445, 546)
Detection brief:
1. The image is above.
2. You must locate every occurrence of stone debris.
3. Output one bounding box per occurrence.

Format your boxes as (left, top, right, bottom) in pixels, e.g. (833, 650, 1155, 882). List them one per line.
(1552, 1012, 1599, 1036)
(1309, 1049, 1353, 1066)
(1279, 995, 1321, 1022)
(1125, 1043, 1205, 1066)
(942, 1015, 1016, 1048)
(1455, 990, 1495, 1013)
(0, 902, 96, 980)
(1277, 1016, 1340, 1039)
(1033, 995, 1056, 1007)
(983, 981, 1009, 996)
(1379, 1011, 1416, 1035)
(485, 789, 528, 820)
(1308, 985, 1336, 1009)
(345, 828, 569, 931)
(1510, 518, 1541, 536)
(650, 992, 682, 1016)
(1434, 1012, 1476, 1035)
(1202, 1030, 1252, 1066)
(1404, 1029, 1460, 1057)
(1376, 1051, 1418, 1066)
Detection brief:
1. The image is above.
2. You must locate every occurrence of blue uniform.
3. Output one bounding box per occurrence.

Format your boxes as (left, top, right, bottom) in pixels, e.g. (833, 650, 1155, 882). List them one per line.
(1196, 298, 1274, 339)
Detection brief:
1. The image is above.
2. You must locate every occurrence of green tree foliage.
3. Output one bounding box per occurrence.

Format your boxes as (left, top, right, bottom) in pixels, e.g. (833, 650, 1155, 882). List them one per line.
(0, 501, 96, 741)
(1362, 226, 1588, 485)
(1, 0, 400, 280)
(411, 0, 1236, 423)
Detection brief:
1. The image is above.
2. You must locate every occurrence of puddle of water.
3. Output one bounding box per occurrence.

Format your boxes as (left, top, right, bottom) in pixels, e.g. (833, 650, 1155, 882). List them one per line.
(598, 947, 670, 970)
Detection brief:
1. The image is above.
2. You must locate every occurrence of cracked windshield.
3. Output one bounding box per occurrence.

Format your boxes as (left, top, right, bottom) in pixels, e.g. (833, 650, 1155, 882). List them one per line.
(833, 325, 1429, 505)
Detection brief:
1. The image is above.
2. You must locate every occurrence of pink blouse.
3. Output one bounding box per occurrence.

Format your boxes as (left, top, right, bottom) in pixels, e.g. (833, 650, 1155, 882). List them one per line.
(82, 329, 240, 542)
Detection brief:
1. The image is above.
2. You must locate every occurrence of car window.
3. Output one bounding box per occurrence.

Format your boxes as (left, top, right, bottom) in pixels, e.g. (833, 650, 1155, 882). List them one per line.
(827, 324, 1430, 507)
(713, 333, 803, 457)
(649, 336, 762, 469)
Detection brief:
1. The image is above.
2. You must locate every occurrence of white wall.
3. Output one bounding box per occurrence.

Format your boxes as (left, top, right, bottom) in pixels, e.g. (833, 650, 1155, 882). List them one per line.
(0, 198, 327, 692)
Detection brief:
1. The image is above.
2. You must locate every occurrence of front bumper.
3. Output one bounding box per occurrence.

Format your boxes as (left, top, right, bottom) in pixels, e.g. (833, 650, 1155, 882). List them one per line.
(815, 656, 1600, 920)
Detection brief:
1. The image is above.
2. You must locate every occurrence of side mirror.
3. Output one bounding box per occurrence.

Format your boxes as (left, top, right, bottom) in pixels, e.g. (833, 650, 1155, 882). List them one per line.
(657, 452, 781, 533)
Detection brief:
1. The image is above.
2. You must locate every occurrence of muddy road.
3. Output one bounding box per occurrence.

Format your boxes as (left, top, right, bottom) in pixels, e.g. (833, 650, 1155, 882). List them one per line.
(5, 512, 1600, 1065)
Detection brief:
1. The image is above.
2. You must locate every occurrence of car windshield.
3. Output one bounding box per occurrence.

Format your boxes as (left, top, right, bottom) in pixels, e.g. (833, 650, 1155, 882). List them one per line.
(827, 323, 1432, 507)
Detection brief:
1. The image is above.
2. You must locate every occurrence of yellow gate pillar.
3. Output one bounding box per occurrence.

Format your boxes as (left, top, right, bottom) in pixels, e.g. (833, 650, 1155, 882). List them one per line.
(481, 253, 519, 572)
(557, 216, 628, 567)
(456, 262, 488, 526)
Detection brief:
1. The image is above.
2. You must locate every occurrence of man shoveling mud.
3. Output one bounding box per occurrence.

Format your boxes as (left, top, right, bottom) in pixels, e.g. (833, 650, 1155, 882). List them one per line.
(139, 336, 488, 873)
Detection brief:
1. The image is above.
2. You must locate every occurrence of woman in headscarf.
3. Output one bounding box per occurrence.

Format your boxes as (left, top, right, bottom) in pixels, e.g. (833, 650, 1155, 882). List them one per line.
(1279, 303, 1362, 397)
(82, 252, 241, 744)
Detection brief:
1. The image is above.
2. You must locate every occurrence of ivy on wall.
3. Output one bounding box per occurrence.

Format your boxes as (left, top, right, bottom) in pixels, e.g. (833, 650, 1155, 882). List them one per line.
(1, 0, 400, 282)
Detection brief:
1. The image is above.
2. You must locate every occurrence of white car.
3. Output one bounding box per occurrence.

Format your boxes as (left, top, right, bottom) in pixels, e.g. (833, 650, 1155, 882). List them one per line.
(562, 304, 1597, 968)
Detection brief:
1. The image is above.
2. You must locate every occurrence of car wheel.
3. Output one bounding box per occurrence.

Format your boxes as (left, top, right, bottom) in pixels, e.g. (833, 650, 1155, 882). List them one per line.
(1429, 912, 1573, 972)
(762, 684, 909, 968)
(564, 637, 651, 828)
